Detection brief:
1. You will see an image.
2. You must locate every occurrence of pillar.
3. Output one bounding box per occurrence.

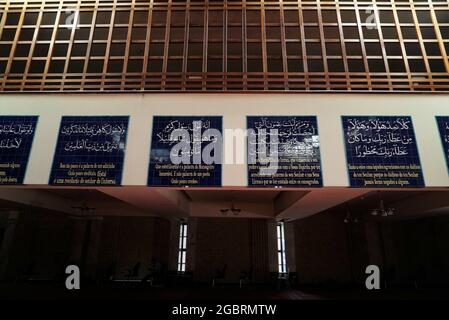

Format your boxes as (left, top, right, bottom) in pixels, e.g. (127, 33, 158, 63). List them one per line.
(83, 217, 103, 279)
(284, 221, 296, 273)
(0, 210, 20, 281)
(67, 216, 103, 280)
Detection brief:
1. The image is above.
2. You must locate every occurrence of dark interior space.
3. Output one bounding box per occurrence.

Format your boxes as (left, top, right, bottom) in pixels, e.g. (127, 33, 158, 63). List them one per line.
(1, 190, 449, 300)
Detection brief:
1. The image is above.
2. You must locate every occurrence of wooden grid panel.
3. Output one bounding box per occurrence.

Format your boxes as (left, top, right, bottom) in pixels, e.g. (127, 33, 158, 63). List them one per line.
(0, 0, 448, 92)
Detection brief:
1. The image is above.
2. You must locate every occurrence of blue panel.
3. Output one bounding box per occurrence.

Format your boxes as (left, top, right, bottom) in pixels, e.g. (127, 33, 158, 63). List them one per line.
(50, 116, 129, 186)
(436, 116, 449, 173)
(342, 116, 424, 188)
(0, 116, 38, 185)
(148, 116, 222, 187)
(247, 116, 323, 187)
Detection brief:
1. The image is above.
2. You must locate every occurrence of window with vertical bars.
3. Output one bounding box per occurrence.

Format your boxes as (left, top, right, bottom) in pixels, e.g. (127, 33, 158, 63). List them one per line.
(277, 222, 287, 274)
(177, 222, 187, 273)
(0, 0, 448, 92)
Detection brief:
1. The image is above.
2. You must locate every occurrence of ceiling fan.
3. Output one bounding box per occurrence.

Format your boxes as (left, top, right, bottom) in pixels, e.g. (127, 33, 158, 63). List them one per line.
(220, 191, 242, 216)
(369, 191, 395, 217)
(71, 203, 96, 212)
(344, 203, 358, 224)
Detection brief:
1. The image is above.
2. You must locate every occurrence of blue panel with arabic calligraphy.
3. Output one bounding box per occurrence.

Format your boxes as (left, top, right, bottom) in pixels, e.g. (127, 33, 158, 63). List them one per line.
(342, 116, 424, 188)
(436, 116, 449, 173)
(148, 116, 222, 187)
(0, 116, 38, 185)
(247, 116, 322, 187)
(49, 116, 129, 186)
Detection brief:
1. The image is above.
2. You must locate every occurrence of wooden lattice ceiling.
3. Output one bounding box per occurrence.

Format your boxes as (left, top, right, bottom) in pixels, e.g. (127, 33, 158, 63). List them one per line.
(0, 0, 448, 92)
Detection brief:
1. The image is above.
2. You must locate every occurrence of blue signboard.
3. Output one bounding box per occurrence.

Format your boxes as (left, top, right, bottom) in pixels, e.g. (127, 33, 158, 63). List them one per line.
(50, 116, 129, 186)
(342, 116, 424, 187)
(0, 116, 38, 185)
(247, 116, 322, 187)
(148, 116, 222, 187)
(436, 116, 449, 172)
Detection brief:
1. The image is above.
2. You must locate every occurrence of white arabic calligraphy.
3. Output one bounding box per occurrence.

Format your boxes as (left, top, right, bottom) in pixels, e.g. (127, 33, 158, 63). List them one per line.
(0, 124, 34, 135)
(157, 120, 212, 145)
(0, 138, 22, 149)
(346, 117, 414, 158)
(64, 139, 120, 153)
(61, 123, 126, 136)
(253, 117, 316, 136)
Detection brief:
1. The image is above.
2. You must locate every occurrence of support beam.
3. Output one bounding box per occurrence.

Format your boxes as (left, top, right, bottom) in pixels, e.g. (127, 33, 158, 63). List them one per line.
(276, 188, 371, 221)
(98, 187, 190, 218)
(391, 191, 449, 218)
(0, 211, 19, 280)
(0, 189, 77, 215)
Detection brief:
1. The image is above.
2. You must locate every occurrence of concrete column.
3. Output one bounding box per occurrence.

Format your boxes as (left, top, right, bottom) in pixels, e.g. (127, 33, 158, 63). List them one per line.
(267, 219, 278, 273)
(364, 221, 385, 268)
(186, 218, 197, 272)
(249, 219, 269, 282)
(380, 221, 397, 270)
(84, 217, 103, 279)
(168, 218, 181, 271)
(67, 216, 87, 266)
(0, 211, 20, 281)
(67, 216, 103, 280)
(284, 221, 296, 273)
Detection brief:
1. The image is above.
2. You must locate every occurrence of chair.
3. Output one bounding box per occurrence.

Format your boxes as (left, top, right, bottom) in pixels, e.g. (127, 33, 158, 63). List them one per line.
(14, 262, 34, 284)
(239, 267, 253, 288)
(412, 265, 426, 289)
(288, 272, 298, 288)
(124, 261, 141, 281)
(167, 270, 193, 287)
(99, 261, 116, 285)
(142, 259, 164, 287)
(383, 266, 396, 289)
(212, 264, 227, 287)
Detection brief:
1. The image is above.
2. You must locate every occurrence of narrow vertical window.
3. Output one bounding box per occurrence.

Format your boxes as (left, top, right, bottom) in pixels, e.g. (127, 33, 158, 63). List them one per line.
(177, 222, 188, 273)
(277, 222, 287, 274)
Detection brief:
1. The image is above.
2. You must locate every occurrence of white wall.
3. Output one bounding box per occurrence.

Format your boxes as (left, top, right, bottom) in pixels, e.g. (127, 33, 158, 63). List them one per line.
(0, 93, 448, 187)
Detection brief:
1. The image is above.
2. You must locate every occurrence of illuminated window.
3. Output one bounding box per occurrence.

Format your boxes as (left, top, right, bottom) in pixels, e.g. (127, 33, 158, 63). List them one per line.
(277, 222, 287, 274)
(177, 222, 188, 273)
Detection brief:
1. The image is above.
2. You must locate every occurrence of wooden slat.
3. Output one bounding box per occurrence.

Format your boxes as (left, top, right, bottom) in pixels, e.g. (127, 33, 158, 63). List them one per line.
(335, 1, 351, 90)
(297, 1, 309, 90)
(121, 0, 135, 90)
(242, 0, 247, 90)
(428, 0, 449, 73)
(4, 1, 27, 81)
(202, 1, 208, 90)
(161, 0, 172, 90)
(409, 0, 434, 84)
(353, 1, 373, 90)
(21, 1, 44, 91)
(81, 0, 99, 90)
(62, 0, 82, 89)
(39, 1, 63, 91)
(316, 0, 329, 90)
(279, 0, 289, 89)
(390, 0, 414, 90)
(0, 0, 447, 92)
(141, 0, 154, 89)
(260, 0, 268, 90)
(100, 0, 117, 91)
